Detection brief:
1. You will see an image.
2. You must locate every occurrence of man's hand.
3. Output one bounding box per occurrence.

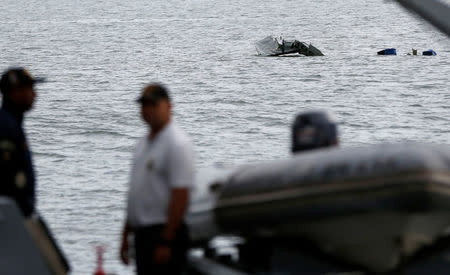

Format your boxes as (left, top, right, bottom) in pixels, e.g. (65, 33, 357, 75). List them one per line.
(162, 188, 189, 241)
(120, 235, 129, 265)
(120, 223, 130, 265)
(153, 244, 171, 264)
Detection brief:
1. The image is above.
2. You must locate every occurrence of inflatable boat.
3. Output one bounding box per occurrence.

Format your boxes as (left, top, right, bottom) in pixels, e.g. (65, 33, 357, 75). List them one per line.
(187, 143, 450, 273)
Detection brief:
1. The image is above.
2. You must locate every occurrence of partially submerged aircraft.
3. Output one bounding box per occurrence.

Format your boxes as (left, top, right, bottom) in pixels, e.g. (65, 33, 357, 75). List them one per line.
(255, 36, 324, 56)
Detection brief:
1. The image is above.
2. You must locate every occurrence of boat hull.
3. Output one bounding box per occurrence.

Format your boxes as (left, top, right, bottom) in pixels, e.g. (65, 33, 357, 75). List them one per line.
(187, 143, 450, 272)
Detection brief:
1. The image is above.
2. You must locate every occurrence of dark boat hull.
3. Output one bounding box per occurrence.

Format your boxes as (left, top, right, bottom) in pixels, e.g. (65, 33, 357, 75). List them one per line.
(187, 143, 450, 272)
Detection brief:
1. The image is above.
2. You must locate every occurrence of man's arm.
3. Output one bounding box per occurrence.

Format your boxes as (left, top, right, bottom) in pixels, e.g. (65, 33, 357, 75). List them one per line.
(163, 139, 194, 240)
(0, 138, 18, 195)
(154, 179, 191, 264)
(154, 139, 193, 264)
(161, 188, 189, 241)
(120, 222, 131, 265)
(153, 139, 193, 264)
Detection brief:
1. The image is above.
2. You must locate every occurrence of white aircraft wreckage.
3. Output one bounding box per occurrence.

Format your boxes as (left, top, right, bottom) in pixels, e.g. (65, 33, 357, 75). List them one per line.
(255, 36, 324, 56)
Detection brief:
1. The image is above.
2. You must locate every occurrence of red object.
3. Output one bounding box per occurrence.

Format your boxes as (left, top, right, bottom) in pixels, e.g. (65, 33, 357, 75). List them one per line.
(94, 246, 106, 275)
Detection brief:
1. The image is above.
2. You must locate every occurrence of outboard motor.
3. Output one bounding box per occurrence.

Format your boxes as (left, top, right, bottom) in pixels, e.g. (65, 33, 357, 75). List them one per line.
(291, 111, 338, 153)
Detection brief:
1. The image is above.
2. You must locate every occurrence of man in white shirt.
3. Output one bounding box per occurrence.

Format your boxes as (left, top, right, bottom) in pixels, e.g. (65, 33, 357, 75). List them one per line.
(120, 83, 194, 275)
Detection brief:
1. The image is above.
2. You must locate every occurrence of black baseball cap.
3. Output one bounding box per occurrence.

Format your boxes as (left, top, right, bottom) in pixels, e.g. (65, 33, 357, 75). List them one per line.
(0, 67, 45, 94)
(136, 83, 171, 104)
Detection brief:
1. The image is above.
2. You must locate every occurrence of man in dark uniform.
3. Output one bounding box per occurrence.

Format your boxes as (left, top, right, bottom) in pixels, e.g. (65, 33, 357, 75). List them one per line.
(0, 68, 71, 274)
(0, 67, 43, 217)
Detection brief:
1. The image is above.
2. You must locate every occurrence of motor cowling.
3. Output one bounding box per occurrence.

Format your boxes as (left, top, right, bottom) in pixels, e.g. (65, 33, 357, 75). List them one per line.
(291, 111, 338, 153)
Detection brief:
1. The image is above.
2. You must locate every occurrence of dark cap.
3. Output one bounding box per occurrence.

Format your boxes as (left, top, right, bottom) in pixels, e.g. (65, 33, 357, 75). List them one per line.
(0, 67, 45, 95)
(136, 83, 171, 104)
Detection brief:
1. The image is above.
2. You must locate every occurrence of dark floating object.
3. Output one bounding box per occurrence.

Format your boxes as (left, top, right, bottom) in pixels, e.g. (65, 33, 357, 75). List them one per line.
(423, 49, 437, 55)
(377, 48, 397, 55)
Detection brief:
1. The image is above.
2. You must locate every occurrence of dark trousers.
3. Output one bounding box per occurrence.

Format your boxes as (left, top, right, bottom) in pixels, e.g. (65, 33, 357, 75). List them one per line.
(134, 224, 189, 275)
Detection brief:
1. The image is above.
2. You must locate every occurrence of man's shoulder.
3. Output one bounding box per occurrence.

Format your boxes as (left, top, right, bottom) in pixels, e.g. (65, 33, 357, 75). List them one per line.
(133, 136, 148, 150)
(167, 123, 192, 148)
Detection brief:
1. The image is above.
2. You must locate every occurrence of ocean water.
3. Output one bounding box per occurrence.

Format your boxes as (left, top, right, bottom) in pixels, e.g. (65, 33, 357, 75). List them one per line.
(1, 0, 449, 273)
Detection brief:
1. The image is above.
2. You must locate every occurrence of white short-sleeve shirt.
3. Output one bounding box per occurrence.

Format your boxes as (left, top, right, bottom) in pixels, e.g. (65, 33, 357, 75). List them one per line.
(126, 122, 194, 228)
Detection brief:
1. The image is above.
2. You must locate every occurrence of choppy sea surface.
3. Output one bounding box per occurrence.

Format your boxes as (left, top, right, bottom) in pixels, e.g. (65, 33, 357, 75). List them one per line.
(1, 0, 449, 273)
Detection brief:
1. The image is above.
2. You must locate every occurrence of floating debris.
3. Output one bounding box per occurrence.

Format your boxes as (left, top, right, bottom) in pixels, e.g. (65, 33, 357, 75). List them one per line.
(377, 48, 397, 55)
(423, 49, 437, 55)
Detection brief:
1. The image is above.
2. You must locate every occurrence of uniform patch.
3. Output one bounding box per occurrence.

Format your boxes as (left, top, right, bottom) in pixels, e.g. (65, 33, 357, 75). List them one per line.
(3, 151, 11, 161)
(15, 171, 27, 189)
(0, 140, 16, 161)
(0, 139, 16, 151)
